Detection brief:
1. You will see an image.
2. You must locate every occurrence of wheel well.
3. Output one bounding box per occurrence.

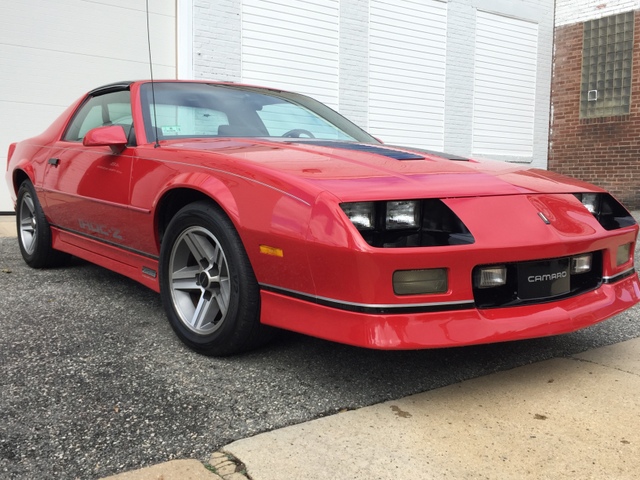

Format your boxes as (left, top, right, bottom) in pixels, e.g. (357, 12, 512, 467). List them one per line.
(13, 170, 30, 193)
(156, 188, 218, 244)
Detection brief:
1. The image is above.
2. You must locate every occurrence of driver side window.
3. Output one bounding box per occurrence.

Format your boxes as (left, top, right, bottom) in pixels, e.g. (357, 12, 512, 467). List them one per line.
(63, 90, 132, 142)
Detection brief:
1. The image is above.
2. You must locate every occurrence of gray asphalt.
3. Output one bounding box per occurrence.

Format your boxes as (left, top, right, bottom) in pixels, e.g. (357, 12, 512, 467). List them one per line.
(1, 236, 640, 479)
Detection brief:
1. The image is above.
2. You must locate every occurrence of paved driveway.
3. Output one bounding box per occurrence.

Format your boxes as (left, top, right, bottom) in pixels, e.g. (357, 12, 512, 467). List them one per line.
(1, 236, 640, 479)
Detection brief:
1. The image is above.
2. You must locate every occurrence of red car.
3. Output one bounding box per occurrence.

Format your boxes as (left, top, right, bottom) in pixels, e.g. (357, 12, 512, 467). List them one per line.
(5, 80, 640, 355)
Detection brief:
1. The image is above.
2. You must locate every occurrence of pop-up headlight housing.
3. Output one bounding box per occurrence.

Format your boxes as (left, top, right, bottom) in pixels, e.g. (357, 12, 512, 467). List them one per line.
(573, 193, 636, 230)
(340, 199, 474, 248)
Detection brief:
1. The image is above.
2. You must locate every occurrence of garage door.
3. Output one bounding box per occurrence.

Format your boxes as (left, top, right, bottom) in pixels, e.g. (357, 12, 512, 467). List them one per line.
(241, 0, 340, 108)
(368, 0, 448, 149)
(0, 0, 177, 212)
(472, 11, 538, 157)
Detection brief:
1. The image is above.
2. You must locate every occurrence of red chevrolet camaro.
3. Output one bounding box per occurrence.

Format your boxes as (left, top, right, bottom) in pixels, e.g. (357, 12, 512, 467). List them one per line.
(5, 80, 640, 355)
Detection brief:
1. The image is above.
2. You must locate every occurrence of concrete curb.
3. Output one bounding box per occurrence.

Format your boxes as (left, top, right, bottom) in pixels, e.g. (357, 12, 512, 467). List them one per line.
(100, 453, 251, 480)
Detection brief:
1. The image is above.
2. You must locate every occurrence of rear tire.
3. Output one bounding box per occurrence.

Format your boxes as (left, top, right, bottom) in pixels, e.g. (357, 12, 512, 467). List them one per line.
(159, 201, 272, 356)
(16, 180, 67, 268)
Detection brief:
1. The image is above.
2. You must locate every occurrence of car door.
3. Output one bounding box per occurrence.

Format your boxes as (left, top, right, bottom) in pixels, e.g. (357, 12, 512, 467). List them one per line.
(41, 89, 135, 246)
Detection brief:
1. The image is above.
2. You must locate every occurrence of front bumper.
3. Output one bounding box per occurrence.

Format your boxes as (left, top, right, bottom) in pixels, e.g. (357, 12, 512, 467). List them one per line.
(259, 272, 640, 349)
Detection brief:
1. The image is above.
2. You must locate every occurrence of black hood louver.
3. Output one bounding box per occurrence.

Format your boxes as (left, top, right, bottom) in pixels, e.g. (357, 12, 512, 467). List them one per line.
(294, 141, 425, 160)
(293, 140, 469, 161)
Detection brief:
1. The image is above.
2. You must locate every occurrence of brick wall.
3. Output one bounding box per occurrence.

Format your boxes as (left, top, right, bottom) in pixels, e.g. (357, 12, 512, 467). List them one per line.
(549, 11, 640, 209)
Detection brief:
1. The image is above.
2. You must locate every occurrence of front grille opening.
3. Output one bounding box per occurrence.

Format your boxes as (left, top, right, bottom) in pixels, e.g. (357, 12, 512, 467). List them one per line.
(472, 251, 603, 308)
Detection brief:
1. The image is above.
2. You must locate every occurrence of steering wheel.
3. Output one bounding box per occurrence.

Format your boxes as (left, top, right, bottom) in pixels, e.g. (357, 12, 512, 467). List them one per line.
(281, 129, 315, 138)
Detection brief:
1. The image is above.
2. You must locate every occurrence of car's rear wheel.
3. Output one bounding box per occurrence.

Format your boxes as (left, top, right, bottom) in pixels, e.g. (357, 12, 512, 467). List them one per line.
(159, 201, 269, 356)
(16, 180, 66, 268)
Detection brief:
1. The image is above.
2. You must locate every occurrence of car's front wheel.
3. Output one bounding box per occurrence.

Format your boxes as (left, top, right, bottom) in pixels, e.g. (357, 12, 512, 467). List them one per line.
(16, 180, 66, 268)
(159, 201, 268, 356)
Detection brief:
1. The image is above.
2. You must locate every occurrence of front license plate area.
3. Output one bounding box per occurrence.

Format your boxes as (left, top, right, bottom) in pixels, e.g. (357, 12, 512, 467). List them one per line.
(517, 258, 570, 300)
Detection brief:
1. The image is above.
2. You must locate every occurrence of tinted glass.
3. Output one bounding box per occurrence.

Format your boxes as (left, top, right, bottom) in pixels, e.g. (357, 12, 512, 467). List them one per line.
(140, 82, 378, 144)
(64, 90, 132, 142)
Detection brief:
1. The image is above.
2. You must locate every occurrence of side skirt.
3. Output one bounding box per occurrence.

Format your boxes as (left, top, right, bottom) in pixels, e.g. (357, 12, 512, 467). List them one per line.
(51, 227, 161, 292)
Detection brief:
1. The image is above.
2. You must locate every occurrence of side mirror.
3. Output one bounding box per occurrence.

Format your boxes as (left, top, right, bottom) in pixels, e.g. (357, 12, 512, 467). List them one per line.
(83, 125, 128, 154)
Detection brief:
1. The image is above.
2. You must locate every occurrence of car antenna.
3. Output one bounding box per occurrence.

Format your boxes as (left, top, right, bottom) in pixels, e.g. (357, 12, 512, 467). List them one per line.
(146, 0, 161, 148)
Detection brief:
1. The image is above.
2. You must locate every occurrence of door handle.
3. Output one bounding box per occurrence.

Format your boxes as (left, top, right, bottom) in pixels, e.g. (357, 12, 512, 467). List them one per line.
(48, 157, 60, 166)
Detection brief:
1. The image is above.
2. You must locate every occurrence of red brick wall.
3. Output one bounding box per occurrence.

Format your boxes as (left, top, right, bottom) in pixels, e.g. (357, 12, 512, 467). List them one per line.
(549, 12, 640, 210)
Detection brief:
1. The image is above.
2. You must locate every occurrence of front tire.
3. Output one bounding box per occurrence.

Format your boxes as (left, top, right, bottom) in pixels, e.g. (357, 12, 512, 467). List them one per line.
(16, 180, 66, 268)
(159, 201, 268, 356)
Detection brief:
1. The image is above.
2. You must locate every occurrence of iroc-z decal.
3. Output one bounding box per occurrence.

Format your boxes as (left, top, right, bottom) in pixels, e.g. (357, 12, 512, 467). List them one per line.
(78, 219, 123, 241)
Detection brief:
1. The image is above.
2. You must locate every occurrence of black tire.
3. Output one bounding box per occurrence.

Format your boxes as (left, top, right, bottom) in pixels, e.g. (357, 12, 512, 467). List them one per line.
(159, 201, 271, 356)
(16, 180, 67, 268)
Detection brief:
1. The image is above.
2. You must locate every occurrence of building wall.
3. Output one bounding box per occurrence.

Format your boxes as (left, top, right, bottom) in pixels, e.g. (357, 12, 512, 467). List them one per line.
(191, 0, 554, 168)
(549, 10, 640, 209)
(556, 0, 640, 26)
(0, 0, 177, 212)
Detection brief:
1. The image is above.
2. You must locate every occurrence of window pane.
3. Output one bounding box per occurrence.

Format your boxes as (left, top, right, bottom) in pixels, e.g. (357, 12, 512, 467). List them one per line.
(580, 12, 634, 119)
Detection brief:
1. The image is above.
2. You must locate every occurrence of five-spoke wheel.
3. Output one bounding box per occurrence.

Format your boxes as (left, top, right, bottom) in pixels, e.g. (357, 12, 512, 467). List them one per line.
(159, 201, 268, 356)
(167, 226, 231, 336)
(16, 180, 66, 268)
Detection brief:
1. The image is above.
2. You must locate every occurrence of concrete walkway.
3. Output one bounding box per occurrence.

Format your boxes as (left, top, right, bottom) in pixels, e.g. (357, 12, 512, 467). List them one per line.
(0, 215, 16, 237)
(223, 338, 640, 479)
(2, 215, 639, 479)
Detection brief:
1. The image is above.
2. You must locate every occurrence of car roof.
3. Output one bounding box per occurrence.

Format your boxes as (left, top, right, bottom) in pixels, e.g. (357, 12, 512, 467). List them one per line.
(88, 81, 135, 95)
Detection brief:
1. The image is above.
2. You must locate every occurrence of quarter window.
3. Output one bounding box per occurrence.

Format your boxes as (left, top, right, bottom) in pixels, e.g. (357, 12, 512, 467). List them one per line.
(580, 12, 634, 119)
(63, 90, 132, 142)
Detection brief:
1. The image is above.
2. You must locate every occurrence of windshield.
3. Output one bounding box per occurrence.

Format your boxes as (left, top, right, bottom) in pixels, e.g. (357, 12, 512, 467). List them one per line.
(140, 82, 379, 144)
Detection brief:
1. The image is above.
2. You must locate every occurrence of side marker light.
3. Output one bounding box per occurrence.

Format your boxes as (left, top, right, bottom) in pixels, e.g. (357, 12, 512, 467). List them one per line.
(259, 245, 284, 257)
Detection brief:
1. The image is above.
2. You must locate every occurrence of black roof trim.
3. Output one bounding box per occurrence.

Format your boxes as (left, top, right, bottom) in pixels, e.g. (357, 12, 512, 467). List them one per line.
(88, 81, 135, 96)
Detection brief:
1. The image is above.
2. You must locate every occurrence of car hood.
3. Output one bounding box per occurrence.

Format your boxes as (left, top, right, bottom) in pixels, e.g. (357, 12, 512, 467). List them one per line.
(163, 138, 600, 202)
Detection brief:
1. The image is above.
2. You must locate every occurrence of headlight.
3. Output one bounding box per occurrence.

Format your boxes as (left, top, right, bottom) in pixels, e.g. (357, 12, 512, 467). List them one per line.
(573, 193, 636, 230)
(386, 201, 420, 230)
(577, 193, 599, 213)
(341, 202, 375, 230)
(340, 199, 474, 248)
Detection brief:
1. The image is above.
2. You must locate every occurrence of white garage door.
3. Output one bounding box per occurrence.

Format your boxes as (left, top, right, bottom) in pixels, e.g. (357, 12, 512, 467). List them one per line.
(472, 11, 538, 157)
(0, 0, 177, 212)
(241, 0, 340, 108)
(369, 0, 448, 149)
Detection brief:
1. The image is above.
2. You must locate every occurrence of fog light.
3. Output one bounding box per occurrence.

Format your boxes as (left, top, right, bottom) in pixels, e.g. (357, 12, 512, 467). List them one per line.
(393, 269, 448, 295)
(571, 254, 592, 274)
(617, 243, 631, 266)
(386, 201, 420, 230)
(476, 266, 507, 289)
